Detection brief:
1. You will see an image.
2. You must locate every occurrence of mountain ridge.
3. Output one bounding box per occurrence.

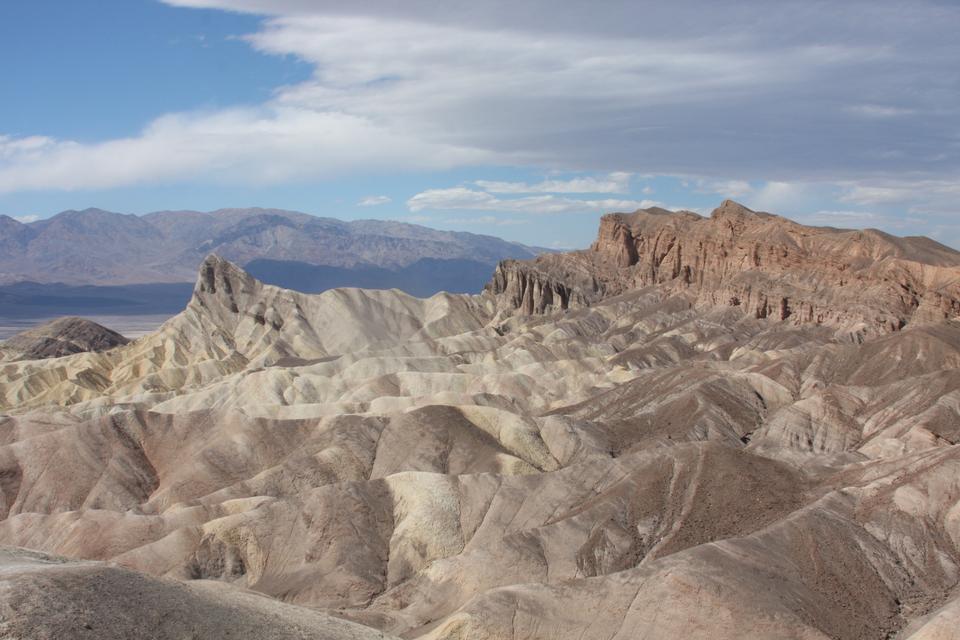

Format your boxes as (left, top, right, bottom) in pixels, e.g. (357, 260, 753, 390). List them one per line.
(0, 206, 545, 286)
(488, 199, 960, 336)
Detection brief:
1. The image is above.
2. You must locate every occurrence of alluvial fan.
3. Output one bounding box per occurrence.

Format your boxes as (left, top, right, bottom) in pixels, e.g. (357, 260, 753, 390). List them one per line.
(2, 201, 960, 640)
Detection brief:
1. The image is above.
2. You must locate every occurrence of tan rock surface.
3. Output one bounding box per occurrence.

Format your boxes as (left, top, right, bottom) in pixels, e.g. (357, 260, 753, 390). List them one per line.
(0, 546, 397, 640)
(2, 202, 960, 638)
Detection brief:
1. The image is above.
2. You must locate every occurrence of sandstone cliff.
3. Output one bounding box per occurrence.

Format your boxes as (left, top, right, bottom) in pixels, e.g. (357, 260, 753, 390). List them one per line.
(489, 200, 960, 334)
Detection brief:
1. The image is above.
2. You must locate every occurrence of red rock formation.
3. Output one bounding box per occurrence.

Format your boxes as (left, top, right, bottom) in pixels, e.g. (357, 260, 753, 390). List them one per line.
(489, 200, 960, 334)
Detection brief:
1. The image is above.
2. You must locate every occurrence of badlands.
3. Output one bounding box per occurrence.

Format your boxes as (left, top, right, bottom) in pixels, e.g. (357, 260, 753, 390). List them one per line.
(2, 200, 960, 639)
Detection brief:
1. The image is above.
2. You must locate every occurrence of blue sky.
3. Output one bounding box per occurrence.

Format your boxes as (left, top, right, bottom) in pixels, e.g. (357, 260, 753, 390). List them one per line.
(1, 0, 958, 249)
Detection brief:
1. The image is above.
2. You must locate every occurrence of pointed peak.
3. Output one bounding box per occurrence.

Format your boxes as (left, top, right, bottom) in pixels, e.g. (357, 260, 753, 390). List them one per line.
(200, 253, 240, 270)
(711, 200, 756, 219)
(186, 255, 293, 340)
(195, 254, 253, 295)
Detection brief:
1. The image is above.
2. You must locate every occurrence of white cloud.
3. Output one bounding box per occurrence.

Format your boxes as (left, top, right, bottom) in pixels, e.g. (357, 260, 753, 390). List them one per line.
(839, 180, 960, 211)
(793, 209, 929, 232)
(704, 179, 754, 198)
(0, 108, 489, 193)
(407, 187, 659, 215)
(358, 195, 391, 206)
(839, 184, 913, 205)
(475, 172, 632, 194)
(0, 135, 57, 160)
(409, 188, 493, 211)
(13, 214, 39, 223)
(442, 215, 526, 226)
(5, 6, 908, 194)
(0, 0, 956, 225)
(795, 210, 879, 226)
(846, 104, 916, 118)
(247, 14, 817, 174)
(745, 181, 807, 212)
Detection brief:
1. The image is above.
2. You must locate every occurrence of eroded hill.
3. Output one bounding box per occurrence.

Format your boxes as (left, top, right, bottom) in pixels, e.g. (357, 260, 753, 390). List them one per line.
(2, 201, 960, 640)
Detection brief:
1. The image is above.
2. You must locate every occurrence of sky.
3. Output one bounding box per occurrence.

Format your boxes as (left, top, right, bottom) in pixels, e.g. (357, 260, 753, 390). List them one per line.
(0, 0, 958, 249)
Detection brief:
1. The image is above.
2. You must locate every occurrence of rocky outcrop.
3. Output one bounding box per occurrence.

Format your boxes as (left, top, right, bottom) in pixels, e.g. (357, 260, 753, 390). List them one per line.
(485, 259, 591, 314)
(0, 255, 495, 412)
(0, 547, 397, 640)
(1, 317, 129, 361)
(490, 200, 960, 334)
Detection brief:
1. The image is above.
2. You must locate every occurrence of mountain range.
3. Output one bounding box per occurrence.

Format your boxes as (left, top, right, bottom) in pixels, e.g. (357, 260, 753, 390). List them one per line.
(0, 206, 544, 288)
(3, 201, 960, 639)
(0, 207, 546, 329)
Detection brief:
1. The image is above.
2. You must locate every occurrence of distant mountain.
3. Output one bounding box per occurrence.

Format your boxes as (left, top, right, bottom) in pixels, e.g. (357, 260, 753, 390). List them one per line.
(0, 207, 544, 288)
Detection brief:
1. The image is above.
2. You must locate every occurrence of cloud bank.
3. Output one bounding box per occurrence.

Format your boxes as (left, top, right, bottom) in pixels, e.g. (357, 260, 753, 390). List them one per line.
(0, 0, 956, 228)
(475, 173, 633, 195)
(407, 186, 658, 215)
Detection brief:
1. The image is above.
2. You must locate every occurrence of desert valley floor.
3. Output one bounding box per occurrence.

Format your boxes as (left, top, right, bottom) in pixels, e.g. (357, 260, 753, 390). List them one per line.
(2, 201, 960, 639)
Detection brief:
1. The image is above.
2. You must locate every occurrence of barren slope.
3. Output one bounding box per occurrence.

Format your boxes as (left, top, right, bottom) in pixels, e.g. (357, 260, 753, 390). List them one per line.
(2, 202, 960, 639)
(0, 316, 129, 362)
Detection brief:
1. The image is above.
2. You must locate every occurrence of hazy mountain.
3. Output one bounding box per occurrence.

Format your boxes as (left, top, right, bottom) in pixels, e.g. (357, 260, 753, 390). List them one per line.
(0, 207, 544, 286)
(4, 201, 960, 639)
(0, 215, 35, 254)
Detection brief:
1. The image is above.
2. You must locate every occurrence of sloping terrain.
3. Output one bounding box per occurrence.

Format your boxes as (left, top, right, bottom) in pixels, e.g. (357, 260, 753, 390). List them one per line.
(1, 201, 960, 639)
(0, 316, 129, 362)
(0, 547, 396, 640)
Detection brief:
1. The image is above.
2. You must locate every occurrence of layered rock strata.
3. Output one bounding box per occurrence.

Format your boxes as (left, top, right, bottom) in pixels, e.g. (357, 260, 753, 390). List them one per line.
(488, 200, 960, 336)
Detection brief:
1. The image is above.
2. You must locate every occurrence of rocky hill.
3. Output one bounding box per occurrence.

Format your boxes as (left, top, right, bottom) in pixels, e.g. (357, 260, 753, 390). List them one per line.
(0, 316, 129, 362)
(2, 203, 960, 639)
(488, 200, 960, 336)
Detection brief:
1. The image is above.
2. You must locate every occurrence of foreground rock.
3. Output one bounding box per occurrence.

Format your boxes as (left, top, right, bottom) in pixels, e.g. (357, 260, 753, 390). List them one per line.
(2, 202, 960, 639)
(0, 547, 395, 640)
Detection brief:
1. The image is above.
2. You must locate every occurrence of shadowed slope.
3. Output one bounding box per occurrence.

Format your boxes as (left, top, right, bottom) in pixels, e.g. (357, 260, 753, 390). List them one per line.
(0, 316, 129, 362)
(0, 547, 396, 640)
